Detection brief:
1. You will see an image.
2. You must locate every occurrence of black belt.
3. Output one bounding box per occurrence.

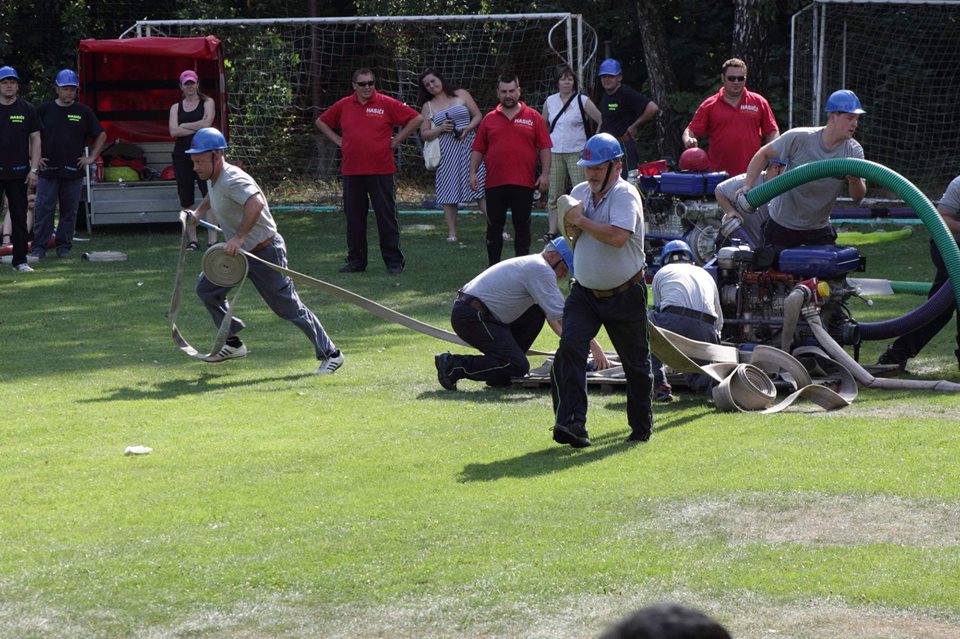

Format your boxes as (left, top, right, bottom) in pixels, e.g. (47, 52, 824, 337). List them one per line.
(457, 291, 491, 315)
(659, 305, 717, 324)
(585, 270, 645, 298)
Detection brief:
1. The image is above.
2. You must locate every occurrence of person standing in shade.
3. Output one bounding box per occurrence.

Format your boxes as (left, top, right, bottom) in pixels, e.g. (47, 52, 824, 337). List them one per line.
(541, 65, 602, 243)
(596, 58, 659, 179)
(551, 133, 653, 448)
(471, 73, 552, 266)
(31, 69, 106, 260)
(315, 68, 422, 274)
(682, 57, 779, 176)
(0, 66, 41, 272)
(169, 69, 218, 251)
(185, 128, 344, 375)
(434, 237, 609, 390)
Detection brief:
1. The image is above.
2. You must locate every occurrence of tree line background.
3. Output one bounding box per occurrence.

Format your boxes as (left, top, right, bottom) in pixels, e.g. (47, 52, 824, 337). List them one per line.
(1, 0, 803, 170)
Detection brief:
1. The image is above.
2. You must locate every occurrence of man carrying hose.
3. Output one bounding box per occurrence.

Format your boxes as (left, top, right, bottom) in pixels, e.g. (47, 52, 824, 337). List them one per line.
(735, 89, 866, 248)
(184, 127, 344, 374)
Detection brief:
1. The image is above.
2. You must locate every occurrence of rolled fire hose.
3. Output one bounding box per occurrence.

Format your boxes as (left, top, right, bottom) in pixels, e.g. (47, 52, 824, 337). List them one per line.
(168, 213, 557, 362)
(742, 158, 960, 334)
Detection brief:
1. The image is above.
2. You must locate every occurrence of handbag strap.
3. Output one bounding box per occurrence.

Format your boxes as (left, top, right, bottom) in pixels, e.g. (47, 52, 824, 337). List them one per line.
(549, 93, 577, 134)
(575, 94, 590, 134)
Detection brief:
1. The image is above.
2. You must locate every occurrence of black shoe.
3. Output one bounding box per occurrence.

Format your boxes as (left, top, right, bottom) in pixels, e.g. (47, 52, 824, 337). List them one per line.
(435, 353, 457, 391)
(552, 423, 591, 448)
(876, 346, 908, 373)
(654, 384, 673, 402)
(626, 429, 651, 444)
(387, 264, 404, 274)
(339, 263, 365, 273)
(541, 232, 559, 243)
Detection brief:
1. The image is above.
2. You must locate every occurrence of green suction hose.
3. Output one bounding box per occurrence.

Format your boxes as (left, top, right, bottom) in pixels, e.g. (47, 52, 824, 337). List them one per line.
(744, 158, 960, 308)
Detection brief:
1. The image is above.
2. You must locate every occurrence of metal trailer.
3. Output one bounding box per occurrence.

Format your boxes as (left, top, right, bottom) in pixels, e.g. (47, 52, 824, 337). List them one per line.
(77, 35, 228, 226)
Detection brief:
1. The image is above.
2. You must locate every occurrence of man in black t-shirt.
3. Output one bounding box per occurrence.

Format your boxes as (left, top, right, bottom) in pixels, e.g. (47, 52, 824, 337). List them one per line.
(596, 58, 659, 178)
(0, 66, 41, 272)
(32, 69, 105, 260)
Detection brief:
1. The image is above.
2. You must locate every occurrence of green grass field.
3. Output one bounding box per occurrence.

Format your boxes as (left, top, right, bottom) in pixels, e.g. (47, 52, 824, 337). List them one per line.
(2, 211, 959, 639)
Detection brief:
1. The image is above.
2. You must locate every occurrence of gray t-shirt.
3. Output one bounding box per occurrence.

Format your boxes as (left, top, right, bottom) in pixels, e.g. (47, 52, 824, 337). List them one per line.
(207, 162, 278, 251)
(652, 262, 723, 333)
(767, 127, 864, 231)
(569, 178, 646, 289)
(462, 253, 566, 323)
(716, 172, 770, 248)
(939, 175, 960, 227)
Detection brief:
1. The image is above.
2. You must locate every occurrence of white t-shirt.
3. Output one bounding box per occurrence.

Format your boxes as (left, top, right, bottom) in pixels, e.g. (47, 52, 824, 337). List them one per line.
(207, 162, 277, 251)
(544, 93, 594, 154)
(462, 254, 566, 323)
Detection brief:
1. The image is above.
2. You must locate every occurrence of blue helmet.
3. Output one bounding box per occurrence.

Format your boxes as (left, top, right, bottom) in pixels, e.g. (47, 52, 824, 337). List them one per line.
(185, 127, 228, 154)
(578, 133, 624, 166)
(598, 58, 622, 76)
(661, 240, 695, 265)
(55, 69, 79, 87)
(549, 236, 574, 276)
(824, 89, 866, 115)
(0, 66, 19, 82)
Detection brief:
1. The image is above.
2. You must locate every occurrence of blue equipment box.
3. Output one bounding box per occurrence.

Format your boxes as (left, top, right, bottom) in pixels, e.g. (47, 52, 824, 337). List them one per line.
(777, 245, 862, 277)
(658, 171, 728, 197)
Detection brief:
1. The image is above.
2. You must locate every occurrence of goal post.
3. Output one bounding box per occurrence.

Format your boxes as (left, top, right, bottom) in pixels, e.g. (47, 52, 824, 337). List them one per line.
(119, 14, 598, 198)
(790, 0, 960, 197)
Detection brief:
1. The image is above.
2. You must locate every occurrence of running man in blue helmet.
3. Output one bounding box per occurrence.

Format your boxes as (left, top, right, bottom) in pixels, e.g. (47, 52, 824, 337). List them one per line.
(435, 236, 609, 391)
(736, 89, 867, 248)
(184, 127, 344, 375)
(551, 132, 654, 447)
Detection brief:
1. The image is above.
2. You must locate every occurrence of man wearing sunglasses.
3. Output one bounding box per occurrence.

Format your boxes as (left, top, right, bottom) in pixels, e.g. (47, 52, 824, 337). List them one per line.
(316, 68, 423, 274)
(682, 58, 779, 177)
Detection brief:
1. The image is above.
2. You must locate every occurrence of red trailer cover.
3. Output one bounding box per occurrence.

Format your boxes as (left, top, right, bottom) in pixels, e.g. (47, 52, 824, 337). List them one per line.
(78, 36, 228, 143)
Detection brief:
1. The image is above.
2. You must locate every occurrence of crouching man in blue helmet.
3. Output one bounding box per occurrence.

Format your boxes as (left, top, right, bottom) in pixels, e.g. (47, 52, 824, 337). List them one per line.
(551, 133, 653, 447)
(435, 237, 610, 390)
(736, 89, 867, 248)
(649, 240, 723, 401)
(185, 127, 344, 374)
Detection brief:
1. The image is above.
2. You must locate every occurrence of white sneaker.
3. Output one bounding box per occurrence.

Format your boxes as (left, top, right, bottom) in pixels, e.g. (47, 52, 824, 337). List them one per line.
(502, 231, 511, 240)
(207, 342, 248, 362)
(314, 350, 344, 375)
(12, 263, 34, 273)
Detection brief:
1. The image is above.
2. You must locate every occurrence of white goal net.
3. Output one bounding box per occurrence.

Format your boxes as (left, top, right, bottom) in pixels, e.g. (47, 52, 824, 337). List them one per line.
(122, 15, 597, 199)
(790, 0, 960, 197)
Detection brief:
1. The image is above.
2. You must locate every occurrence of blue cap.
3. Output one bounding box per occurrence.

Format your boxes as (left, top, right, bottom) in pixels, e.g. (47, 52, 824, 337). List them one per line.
(0, 66, 19, 82)
(55, 69, 79, 87)
(549, 236, 574, 276)
(598, 58, 622, 76)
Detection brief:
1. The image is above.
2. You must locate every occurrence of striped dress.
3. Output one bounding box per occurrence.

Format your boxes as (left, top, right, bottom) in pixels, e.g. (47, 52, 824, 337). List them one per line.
(434, 103, 485, 205)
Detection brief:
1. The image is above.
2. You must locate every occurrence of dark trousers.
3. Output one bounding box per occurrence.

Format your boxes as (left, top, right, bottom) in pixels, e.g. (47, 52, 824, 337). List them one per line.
(485, 184, 533, 266)
(763, 217, 836, 248)
(649, 310, 719, 393)
(342, 174, 404, 270)
(1, 179, 29, 267)
(886, 239, 960, 361)
(173, 149, 208, 208)
(448, 299, 545, 386)
(195, 234, 336, 360)
(620, 138, 639, 179)
(551, 280, 654, 437)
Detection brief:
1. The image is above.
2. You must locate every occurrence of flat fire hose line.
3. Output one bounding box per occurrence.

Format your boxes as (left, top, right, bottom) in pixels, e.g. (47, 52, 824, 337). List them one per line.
(168, 214, 552, 362)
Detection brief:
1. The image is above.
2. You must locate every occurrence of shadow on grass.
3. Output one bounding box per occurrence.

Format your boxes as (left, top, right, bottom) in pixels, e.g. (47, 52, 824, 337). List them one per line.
(417, 385, 544, 403)
(78, 371, 307, 402)
(458, 431, 646, 482)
